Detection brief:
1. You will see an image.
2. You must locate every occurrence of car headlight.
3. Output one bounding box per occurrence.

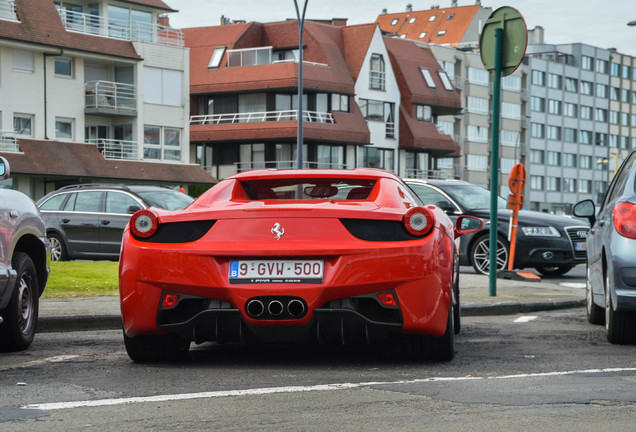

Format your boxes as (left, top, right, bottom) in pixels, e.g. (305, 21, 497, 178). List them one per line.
(521, 226, 561, 237)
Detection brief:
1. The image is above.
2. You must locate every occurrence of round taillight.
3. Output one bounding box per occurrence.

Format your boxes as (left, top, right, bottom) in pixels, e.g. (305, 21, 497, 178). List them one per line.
(130, 209, 158, 238)
(404, 206, 434, 236)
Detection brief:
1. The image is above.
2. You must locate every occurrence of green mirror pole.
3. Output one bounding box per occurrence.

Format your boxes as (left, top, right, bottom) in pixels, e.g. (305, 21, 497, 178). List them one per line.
(489, 27, 503, 297)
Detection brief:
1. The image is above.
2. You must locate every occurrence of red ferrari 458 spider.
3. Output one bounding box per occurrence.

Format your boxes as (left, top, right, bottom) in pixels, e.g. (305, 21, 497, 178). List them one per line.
(119, 169, 482, 362)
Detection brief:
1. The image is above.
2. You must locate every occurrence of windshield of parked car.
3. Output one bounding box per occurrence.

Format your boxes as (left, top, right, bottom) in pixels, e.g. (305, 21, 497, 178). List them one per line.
(137, 191, 194, 211)
(240, 178, 377, 200)
(438, 183, 507, 211)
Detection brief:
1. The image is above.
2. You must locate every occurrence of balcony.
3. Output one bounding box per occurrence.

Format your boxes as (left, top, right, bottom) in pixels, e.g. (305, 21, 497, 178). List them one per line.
(190, 110, 335, 125)
(0, 0, 17, 21)
(225, 46, 328, 68)
(87, 138, 138, 161)
(235, 160, 346, 172)
(0, 131, 20, 153)
(405, 169, 454, 180)
(57, 9, 183, 47)
(85, 81, 136, 117)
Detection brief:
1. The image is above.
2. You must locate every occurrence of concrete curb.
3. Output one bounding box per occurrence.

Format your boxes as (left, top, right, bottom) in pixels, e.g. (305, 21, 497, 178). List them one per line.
(36, 299, 586, 333)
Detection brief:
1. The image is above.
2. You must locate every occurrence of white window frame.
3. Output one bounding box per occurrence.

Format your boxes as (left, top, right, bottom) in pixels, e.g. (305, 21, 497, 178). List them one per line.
(54, 57, 73, 78)
(143, 67, 183, 107)
(420, 68, 436, 88)
(12, 49, 34, 73)
(13, 113, 33, 136)
(55, 117, 74, 140)
(208, 46, 226, 68)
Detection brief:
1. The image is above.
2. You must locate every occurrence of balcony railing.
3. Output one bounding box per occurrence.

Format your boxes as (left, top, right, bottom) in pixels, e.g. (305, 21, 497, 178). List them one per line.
(0, 0, 17, 21)
(0, 131, 20, 153)
(85, 81, 136, 113)
(369, 71, 386, 90)
(87, 138, 138, 161)
(405, 169, 454, 180)
(57, 9, 184, 47)
(385, 122, 395, 139)
(235, 160, 346, 172)
(190, 110, 335, 125)
(225, 46, 328, 67)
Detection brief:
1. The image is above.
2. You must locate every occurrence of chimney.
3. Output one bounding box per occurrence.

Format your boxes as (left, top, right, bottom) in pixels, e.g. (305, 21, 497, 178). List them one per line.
(406, 3, 413, 12)
(382, 8, 388, 14)
(451, 0, 458, 6)
(158, 14, 170, 27)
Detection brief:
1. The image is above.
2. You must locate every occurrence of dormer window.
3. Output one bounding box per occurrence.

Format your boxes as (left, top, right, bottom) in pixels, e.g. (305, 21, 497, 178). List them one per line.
(420, 68, 436, 88)
(437, 30, 447, 37)
(429, 15, 436, 22)
(419, 32, 427, 39)
(208, 46, 226, 68)
(409, 17, 416, 24)
(391, 18, 399, 25)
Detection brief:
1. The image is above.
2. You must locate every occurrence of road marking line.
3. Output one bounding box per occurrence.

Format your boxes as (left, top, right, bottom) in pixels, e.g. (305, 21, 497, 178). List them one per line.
(22, 367, 636, 411)
(0, 355, 80, 371)
(514, 316, 538, 323)
(560, 282, 586, 289)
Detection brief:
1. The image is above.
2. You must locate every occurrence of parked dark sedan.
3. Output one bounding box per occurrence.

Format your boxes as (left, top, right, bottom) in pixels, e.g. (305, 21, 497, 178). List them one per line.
(37, 184, 194, 261)
(0, 156, 49, 351)
(574, 149, 636, 344)
(405, 179, 589, 276)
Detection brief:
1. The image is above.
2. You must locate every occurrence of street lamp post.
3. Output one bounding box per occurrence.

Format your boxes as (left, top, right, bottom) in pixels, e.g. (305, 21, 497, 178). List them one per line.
(294, 0, 309, 170)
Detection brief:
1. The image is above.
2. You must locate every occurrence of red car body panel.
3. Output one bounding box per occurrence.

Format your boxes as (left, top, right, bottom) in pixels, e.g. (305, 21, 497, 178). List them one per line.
(120, 169, 461, 346)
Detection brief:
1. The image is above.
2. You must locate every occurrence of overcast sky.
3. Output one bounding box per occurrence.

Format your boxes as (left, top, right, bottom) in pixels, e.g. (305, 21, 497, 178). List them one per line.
(167, 0, 636, 57)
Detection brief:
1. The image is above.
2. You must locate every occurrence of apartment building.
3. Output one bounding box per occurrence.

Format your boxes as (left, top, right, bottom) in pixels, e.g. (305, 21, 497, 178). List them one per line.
(608, 50, 636, 176)
(0, 0, 214, 199)
(184, 20, 460, 179)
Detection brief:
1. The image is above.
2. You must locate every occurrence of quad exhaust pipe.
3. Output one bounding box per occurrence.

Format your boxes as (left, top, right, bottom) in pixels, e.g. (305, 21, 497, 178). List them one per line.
(245, 297, 306, 319)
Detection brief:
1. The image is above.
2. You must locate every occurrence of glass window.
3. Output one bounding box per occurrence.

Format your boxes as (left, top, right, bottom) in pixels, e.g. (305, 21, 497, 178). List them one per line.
(467, 125, 488, 142)
(579, 179, 591, 193)
(547, 73, 561, 89)
(530, 96, 545, 112)
(610, 87, 619, 100)
(610, 62, 620, 76)
(39, 194, 67, 211)
(143, 67, 183, 106)
(331, 94, 349, 112)
(416, 105, 432, 122)
(564, 128, 577, 143)
(105, 192, 140, 214)
(74, 191, 102, 213)
(595, 59, 608, 74)
(144, 126, 161, 160)
(564, 102, 577, 117)
(530, 150, 544, 164)
(530, 175, 544, 190)
(13, 114, 32, 136)
(580, 106, 592, 120)
(502, 75, 521, 91)
(531, 70, 545, 86)
(467, 96, 488, 114)
(546, 177, 560, 192)
(466, 154, 488, 171)
(581, 55, 593, 70)
(563, 178, 577, 193)
(468, 67, 489, 85)
(564, 77, 577, 92)
(438, 71, 453, 90)
(369, 54, 385, 90)
(418, 32, 426, 39)
(55, 118, 73, 139)
(595, 84, 607, 98)
(164, 128, 181, 161)
(501, 130, 519, 147)
(208, 47, 226, 68)
(579, 81, 592, 95)
(548, 99, 561, 115)
(531, 123, 544, 138)
(420, 68, 436, 87)
(54, 58, 73, 77)
(547, 125, 561, 140)
(580, 155, 591, 169)
(595, 108, 607, 122)
(579, 130, 592, 144)
(547, 151, 561, 166)
(501, 102, 521, 119)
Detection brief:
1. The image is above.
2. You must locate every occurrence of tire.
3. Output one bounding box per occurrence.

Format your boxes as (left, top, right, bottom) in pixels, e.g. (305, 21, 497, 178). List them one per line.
(123, 330, 190, 362)
(48, 233, 68, 262)
(470, 234, 509, 275)
(0, 253, 39, 352)
(586, 265, 604, 325)
(604, 269, 635, 344)
(535, 265, 574, 277)
(400, 302, 455, 362)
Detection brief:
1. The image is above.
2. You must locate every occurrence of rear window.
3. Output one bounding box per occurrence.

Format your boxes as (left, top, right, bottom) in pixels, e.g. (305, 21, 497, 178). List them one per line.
(240, 178, 377, 200)
(136, 190, 194, 211)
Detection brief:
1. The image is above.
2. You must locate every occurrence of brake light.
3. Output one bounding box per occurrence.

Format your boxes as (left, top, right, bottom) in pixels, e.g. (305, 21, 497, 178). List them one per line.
(613, 202, 636, 239)
(376, 291, 398, 308)
(404, 206, 434, 236)
(130, 209, 158, 238)
(161, 293, 180, 309)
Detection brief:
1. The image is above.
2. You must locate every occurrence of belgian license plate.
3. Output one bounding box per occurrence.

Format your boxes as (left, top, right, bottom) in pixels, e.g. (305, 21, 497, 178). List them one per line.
(574, 242, 587, 251)
(229, 260, 323, 284)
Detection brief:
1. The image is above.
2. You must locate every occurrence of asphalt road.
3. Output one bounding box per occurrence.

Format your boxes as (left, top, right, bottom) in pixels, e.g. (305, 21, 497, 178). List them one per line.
(2, 307, 635, 431)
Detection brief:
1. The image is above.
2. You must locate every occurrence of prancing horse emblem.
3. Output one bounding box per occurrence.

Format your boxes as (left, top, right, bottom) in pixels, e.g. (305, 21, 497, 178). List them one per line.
(271, 223, 285, 241)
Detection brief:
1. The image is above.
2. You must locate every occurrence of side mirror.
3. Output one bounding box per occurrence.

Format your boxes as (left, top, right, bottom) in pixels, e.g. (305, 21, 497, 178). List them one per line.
(0, 156, 10, 180)
(454, 215, 483, 239)
(573, 199, 596, 226)
(126, 205, 142, 214)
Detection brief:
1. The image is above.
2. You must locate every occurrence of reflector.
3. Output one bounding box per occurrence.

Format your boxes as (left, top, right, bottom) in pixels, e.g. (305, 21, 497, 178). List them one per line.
(162, 293, 180, 309)
(376, 292, 398, 307)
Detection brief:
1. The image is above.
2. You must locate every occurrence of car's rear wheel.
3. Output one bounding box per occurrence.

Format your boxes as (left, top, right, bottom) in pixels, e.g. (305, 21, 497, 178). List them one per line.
(123, 331, 190, 362)
(604, 269, 635, 344)
(470, 234, 509, 275)
(400, 302, 455, 361)
(586, 265, 604, 325)
(535, 265, 574, 277)
(0, 253, 39, 352)
(48, 233, 68, 262)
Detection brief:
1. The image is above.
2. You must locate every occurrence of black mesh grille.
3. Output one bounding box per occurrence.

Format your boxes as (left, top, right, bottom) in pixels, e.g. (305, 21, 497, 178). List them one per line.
(340, 219, 419, 241)
(134, 220, 215, 243)
(566, 227, 589, 259)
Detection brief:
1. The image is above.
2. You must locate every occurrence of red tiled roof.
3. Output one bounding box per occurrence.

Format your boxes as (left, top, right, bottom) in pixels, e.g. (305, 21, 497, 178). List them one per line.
(384, 36, 461, 114)
(399, 105, 459, 156)
(2, 140, 217, 184)
(375, 5, 485, 46)
(184, 20, 356, 95)
(119, 0, 177, 12)
(341, 24, 377, 81)
(0, 0, 140, 59)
